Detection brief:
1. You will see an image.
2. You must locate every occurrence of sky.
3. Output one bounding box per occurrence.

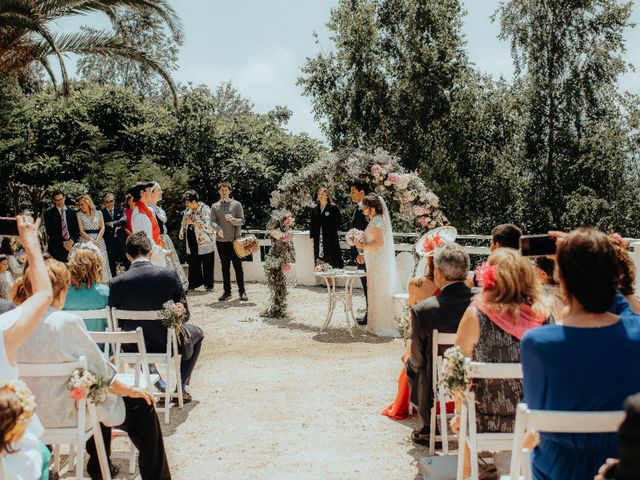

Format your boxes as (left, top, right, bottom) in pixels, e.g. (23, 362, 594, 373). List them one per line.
(55, 0, 640, 141)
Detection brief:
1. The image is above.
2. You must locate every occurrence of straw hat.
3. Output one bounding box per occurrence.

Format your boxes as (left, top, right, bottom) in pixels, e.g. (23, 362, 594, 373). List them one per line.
(416, 226, 457, 257)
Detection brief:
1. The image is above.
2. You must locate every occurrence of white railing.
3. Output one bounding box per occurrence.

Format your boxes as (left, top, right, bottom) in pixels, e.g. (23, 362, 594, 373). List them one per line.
(211, 230, 640, 291)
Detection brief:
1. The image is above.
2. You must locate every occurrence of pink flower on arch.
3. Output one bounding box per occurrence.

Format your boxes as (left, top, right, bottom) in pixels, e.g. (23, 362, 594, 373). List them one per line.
(283, 233, 292, 243)
(70, 387, 86, 401)
(371, 164, 382, 174)
(418, 217, 429, 228)
(282, 263, 292, 273)
(283, 217, 293, 227)
(413, 205, 426, 216)
(388, 172, 401, 184)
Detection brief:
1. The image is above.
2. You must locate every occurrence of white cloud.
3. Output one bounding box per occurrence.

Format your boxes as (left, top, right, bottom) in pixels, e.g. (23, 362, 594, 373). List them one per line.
(175, 48, 325, 141)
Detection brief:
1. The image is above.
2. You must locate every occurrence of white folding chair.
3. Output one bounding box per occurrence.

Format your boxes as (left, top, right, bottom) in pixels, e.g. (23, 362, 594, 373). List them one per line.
(89, 328, 158, 474)
(18, 356, 111, 480)
(501, 403, 625, 480)
(456, 360, 523, 480)
(110, 308, 183, 424)
(428, 329, 457, 455)
(65, 308, 114, 357)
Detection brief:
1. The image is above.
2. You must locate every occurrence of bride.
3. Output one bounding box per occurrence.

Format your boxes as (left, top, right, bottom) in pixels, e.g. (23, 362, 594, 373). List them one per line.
(356, 194, 400, 337)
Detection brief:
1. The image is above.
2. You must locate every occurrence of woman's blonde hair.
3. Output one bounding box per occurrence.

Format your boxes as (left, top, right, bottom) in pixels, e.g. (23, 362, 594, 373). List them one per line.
(77, 194, 96, 216)
(480, 248, 543, 309)
(68, 246, 103, 288)
(317, 186, 333, 203)
(11, 258, 70, 305)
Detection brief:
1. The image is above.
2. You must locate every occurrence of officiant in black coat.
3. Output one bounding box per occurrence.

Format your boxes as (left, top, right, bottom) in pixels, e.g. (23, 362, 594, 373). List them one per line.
(101, 192, 129, 276)
(309, 187, 344, 268)
(349, 179, 370, 324)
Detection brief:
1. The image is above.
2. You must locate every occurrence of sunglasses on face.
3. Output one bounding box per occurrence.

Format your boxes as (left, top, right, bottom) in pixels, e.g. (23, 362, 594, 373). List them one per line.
(104, 200, 115, 204)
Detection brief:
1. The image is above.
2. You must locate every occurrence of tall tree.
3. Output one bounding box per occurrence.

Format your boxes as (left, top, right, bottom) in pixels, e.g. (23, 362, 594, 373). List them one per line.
(299, 0, 468, 171)
(496, 0, 634, 229)
(0, 0, 182, 103)
(76, 9, 181, 98)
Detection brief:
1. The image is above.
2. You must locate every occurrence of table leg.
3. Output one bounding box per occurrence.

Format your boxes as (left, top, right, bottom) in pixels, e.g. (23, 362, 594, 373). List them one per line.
(320, 278, 335, 332)
(343, 278, 354, 337)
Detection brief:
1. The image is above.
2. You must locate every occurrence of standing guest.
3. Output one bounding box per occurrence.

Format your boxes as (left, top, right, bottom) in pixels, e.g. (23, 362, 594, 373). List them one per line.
(490, 223, 523, 250)
(349, 179, 370, 325)
(521, 228, 640, 480)
(404, 243, 474, 444)
(149, 182, 188, 290)
(14, 258, 172, 480)
(210, 181, 247, 301)
(101, 192, 128, 277)
(309, 187, 344, 269)
(109, 233, 204, 402)
(130, 181, 171, 266)
(1, 237, 25, 277)
(124, 193, 135, 236)
(76, 194, 111, 283)
(453, 248, 549, 478)
(63, 243, 110, 333)
(179, 190, 216, 292)
(0, 254, 15, 300)
(43, 190, 80, 262)
(0, 215, 53, 480)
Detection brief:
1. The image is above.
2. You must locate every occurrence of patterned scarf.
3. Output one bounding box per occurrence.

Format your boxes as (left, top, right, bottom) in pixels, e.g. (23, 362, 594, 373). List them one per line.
(135, 201, 165, 248)
(474, 300, 545, 340)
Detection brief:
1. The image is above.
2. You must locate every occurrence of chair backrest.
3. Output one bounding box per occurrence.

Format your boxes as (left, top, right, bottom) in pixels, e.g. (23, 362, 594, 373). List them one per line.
(509, 403, 625, 479)
(110, 308, 178, 359)
(465, 359, 523, 380)
(64, 308, 111, 322)
(432, 330, 457, 393)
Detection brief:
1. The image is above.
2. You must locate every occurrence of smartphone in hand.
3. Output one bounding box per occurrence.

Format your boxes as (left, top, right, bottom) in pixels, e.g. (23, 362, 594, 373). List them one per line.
(0, 217, 19, 237)
(520, 234, 557, 257)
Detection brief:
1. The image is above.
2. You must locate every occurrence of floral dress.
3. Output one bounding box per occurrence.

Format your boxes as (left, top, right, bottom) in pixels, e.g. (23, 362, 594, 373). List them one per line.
(78, 211, 111, 283)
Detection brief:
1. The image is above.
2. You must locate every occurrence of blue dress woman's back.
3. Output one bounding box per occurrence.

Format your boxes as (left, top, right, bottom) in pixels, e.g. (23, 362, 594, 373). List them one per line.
(63, 283, 110, 332)
(521, 313, 640, 479)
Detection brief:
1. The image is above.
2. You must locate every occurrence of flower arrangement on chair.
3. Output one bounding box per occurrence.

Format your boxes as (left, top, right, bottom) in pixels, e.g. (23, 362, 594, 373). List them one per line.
(160, 300, 187, 340)
(68, 368, 109, 405)
(440, 346, 470, 397)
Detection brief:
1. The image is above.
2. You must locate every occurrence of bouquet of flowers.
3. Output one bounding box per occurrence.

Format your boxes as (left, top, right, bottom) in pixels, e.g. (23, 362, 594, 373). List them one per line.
(345, 228, 366, 247)
(314, 261, 332, 273)
(160, 300, 187, 338)
(68, 368, 108, 404)
(440, 346, 470, 397)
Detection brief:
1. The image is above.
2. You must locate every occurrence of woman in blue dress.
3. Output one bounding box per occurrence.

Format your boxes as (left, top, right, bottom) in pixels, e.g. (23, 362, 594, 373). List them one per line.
(521, 227, 640, 480)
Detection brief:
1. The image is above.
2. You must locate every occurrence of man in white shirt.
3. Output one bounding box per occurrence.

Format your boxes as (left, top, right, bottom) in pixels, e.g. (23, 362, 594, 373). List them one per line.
(129, 181, 171, 266)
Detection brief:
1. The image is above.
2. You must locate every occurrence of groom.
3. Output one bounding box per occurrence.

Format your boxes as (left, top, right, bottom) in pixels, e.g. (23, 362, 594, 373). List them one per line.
(349, 179, 370, 325)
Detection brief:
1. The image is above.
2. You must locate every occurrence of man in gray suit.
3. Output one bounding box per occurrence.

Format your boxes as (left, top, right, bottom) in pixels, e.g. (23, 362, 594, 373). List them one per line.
(210, 181, 247, 301)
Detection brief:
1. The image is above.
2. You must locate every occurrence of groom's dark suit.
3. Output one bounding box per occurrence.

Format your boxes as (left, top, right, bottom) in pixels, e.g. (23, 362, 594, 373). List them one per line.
(109, 259, 204, 386)
(407, 281, 474, 427)
(351, 204, 369, 301)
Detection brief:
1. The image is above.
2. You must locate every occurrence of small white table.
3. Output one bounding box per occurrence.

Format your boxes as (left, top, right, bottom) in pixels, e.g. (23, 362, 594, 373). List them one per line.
(314, 269, 366, 336)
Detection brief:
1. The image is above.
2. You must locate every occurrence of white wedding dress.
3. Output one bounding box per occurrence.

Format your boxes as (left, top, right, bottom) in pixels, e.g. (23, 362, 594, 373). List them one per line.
(363, 198, 401, 337)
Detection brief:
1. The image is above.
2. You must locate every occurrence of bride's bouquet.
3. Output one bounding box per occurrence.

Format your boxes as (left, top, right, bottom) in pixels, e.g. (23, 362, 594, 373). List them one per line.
(345, 228, 366, 247)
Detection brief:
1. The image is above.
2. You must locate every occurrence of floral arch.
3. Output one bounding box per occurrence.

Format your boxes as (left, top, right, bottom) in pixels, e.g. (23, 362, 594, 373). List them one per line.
(262, 149, 447, 318)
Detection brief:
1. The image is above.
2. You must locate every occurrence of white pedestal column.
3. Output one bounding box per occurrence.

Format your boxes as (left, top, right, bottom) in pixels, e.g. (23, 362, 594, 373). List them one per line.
(293, 231, 316, 286)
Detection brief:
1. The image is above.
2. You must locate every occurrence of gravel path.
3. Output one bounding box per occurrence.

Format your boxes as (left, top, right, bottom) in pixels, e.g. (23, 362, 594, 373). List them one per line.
(78, 283, 430, 479)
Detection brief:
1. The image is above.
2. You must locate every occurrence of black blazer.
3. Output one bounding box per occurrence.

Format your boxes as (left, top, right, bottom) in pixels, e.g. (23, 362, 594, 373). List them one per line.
(309, 203, 343, 268)
(350, 206, 369, 261)
(43, 206, 80, 262)
(109, 260, 189, 353)
(101, 206, 127, 242)
(410, 281, 474, 371)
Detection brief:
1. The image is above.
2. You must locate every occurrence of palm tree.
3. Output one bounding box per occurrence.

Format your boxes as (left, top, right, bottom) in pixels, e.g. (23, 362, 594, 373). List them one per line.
(0, 0, 183, 104)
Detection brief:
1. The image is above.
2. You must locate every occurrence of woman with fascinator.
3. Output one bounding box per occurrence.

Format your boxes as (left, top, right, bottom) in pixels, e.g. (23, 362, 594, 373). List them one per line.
(354, 194, 401, 337)
(452, 248, 551, 478)
(149, 182, 188, 290)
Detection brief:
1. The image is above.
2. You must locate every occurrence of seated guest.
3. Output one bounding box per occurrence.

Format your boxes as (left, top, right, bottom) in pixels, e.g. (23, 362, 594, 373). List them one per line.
(466, 223, 523, 288)
(609, 233, 640, 314)
(63, 243, 110, 332)
(521, 228, 640, 480)
(109, 232, 204, 402)
(1, 236, 24, 277)
(0, 215, 53, 480)
(454, 248, 548, 477)
(533, 256, 564, 321)
(406, 243, 473, 445)
(14, 258, 171, 480)
(0, 254, 14, 300)
(595, 392, 640, 480)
